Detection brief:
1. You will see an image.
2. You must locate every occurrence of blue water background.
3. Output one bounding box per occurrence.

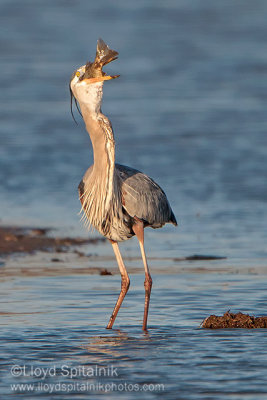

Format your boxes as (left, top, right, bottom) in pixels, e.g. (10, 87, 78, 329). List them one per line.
(1, 0, 267, 262)
(1, 1, 267, 399)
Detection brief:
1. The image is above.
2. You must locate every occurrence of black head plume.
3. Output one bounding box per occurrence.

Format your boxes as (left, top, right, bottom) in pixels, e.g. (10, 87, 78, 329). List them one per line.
(69, 72, 82, 124)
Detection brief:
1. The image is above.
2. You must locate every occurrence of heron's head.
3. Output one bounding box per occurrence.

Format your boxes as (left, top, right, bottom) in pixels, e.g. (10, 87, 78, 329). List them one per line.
(69, 39, 119, 120)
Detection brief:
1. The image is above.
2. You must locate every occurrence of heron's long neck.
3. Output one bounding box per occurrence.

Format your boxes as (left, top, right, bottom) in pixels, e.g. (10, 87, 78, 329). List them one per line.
(75, 81, 115, 173)
(81, 108, 115, 173)
(80, 104, 116, 222)
(76, 83, 118, 232)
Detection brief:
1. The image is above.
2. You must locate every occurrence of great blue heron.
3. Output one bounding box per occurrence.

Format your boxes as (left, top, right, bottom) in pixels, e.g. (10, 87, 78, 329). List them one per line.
(70, 39, 177, 331)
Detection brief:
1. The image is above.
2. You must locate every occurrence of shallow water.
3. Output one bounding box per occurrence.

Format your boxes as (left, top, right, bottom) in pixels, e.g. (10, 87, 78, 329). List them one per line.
(1, 0, 267, 398)
(1, 265, 267, 399)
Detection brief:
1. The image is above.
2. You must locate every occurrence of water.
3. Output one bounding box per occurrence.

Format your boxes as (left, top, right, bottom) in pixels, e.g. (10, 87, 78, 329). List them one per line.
(1, 0, 267, 398)
(1, 268, 267, 399)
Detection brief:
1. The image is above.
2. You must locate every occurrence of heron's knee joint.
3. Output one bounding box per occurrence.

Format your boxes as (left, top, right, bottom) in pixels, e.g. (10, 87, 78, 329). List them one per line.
(121, 276, 130, 292)
(144, 275, 152, 292)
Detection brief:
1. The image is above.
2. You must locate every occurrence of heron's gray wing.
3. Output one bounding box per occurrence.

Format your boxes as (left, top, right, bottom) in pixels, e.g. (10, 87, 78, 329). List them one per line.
(115, 164, 177, 228)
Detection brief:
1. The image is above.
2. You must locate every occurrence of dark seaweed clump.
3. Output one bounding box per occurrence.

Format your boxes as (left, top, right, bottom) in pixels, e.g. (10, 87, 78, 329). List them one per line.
(202, 311, 267, 329)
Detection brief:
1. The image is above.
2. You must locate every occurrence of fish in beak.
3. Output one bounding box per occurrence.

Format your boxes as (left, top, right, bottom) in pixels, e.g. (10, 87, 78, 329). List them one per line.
(70, 38, 119, 122)
(82, 38, 120, 83)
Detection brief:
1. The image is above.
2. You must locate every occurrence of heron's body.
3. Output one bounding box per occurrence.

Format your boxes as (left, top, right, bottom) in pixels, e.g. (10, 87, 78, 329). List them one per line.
(79, 163, 176, 242)
(70, 39, 177, 331)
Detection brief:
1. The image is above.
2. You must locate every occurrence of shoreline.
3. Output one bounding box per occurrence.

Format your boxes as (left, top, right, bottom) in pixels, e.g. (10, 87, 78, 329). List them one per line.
(0, 225, 104, 256)
(1, 226, 267, 329)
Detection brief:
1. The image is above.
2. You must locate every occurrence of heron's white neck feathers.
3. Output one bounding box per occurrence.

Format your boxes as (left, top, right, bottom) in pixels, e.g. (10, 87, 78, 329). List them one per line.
(73, 80, 121, 235)
(78, 110, 120, 235)
(73, 81, 104, 114)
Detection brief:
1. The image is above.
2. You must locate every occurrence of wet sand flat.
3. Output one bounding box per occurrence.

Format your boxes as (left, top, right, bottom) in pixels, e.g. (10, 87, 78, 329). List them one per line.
(0, 226, 104, 255)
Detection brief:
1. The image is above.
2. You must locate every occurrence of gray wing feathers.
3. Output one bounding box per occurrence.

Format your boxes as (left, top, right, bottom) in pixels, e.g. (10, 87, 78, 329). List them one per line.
(116, 164, 176, 228)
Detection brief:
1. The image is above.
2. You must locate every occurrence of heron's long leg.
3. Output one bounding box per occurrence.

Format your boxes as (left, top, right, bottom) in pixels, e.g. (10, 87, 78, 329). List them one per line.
(133, 220, 152, 331)
(106, 240, 130, 329)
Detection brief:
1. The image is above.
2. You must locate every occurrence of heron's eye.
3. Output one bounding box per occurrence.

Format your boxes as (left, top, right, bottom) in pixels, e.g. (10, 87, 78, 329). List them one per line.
(76, 71, 81, 77)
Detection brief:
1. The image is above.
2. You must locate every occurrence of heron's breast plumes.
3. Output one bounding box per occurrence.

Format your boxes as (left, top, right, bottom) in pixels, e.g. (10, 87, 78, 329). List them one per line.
(79, 168, 133, 242)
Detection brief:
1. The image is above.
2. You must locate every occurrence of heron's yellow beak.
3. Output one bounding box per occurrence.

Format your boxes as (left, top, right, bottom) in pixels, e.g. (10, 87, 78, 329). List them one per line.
(83, 75, 120, 84)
